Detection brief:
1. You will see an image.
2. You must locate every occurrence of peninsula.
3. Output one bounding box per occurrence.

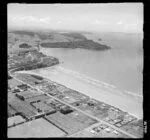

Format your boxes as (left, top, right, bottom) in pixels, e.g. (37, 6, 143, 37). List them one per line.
(8, 30, 111, 50)
(40, 40, 110, 50)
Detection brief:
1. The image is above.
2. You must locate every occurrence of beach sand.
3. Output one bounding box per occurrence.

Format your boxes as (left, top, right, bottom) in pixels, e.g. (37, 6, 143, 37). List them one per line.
(18, 66, 143, 119)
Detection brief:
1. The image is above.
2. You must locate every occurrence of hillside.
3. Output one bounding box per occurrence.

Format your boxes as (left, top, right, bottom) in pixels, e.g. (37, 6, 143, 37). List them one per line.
(8, 30, 111, 50)
(40, 40, 110, 50)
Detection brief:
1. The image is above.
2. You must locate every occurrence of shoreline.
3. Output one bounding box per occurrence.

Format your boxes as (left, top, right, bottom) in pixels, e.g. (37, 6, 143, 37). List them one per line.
(17, 66, 143, 119)
(39, 46, 143, 96)
(56, 66, 143, 98)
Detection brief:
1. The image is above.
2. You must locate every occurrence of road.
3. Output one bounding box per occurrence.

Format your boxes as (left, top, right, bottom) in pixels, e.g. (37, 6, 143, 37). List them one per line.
(8, 69, 137, 138)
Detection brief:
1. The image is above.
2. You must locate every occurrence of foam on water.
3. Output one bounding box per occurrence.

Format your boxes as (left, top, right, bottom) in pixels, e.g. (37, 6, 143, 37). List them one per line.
(54, 66, 143, 99)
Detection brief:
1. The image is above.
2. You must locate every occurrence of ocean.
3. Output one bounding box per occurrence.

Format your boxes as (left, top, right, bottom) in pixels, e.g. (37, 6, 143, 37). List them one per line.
(40, 32, 143, 97)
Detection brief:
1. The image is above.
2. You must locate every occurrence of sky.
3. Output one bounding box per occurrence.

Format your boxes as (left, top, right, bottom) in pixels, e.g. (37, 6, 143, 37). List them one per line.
(8, 3, 143, 33)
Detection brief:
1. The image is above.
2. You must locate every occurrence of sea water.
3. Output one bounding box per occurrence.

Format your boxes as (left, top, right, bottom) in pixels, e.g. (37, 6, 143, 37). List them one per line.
(40, 32, 143, 97)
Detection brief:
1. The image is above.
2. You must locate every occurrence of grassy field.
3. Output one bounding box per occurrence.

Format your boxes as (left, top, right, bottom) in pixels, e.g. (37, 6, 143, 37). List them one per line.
(8, 118, 66, 138)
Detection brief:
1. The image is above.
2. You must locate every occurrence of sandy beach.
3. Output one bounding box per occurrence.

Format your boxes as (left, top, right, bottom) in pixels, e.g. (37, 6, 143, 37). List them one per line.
(17, 66, 143, 119)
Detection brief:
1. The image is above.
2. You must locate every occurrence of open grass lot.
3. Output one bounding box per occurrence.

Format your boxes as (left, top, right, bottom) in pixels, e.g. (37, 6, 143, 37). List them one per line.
(8, 118, 66, 138)
(44, 111, 97, 135)
(8, 79, 23, 88)
(8, 104, 17, 118)
(8, 115, 26, 127)
(120, 119, 143, 138)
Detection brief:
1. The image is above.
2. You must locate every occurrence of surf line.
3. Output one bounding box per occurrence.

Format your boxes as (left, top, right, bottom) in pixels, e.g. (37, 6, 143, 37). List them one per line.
(57, 66, 143, 99)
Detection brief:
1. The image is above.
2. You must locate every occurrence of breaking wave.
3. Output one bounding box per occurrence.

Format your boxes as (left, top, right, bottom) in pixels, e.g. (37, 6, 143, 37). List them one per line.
(18, 65, 143, 100)
(56, 66, 143, 99)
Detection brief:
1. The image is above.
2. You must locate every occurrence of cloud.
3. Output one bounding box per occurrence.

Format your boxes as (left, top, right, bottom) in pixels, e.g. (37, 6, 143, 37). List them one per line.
(117, 21, 123, 25)
(93, 20, 108, 25)
(9, 16, 52, 25)
(94, 20, 101, 24)
(10, 16, 38, 22)
(39, 17, 51, 23)
(21, 16, 37, 21)
(11, 17, 17, 21)
(130, 23, 137, 26)
(57, 21, 62, 24)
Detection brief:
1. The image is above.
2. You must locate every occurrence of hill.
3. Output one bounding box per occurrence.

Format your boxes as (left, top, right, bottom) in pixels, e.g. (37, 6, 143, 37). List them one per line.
(8, 29, 111, 50)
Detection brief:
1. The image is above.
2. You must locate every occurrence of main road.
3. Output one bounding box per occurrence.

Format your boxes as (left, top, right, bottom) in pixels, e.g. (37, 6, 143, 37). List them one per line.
(8, 69, 137, 138)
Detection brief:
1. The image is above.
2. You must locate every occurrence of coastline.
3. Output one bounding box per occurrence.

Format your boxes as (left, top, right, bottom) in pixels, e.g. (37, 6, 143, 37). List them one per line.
(56, 66, 143, 99)
(40, 45, 143, 95)
(17, 66, 143, 119)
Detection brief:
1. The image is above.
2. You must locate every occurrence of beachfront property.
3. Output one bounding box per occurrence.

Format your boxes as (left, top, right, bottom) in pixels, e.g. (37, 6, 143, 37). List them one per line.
(7, 70, 144, 138)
